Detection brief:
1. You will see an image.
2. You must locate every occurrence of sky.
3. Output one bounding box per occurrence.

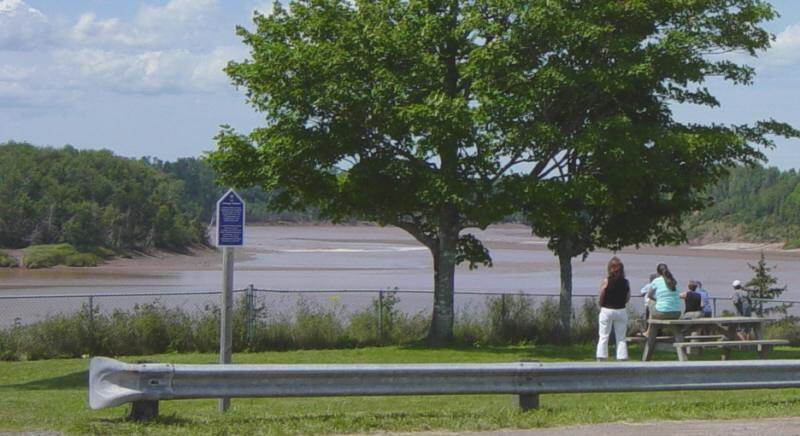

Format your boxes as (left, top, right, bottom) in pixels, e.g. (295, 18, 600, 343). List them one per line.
(1, 0, 799, 169)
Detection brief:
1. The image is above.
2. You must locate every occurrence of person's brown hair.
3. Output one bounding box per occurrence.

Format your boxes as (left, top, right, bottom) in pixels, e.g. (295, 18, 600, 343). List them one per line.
(688, 281, 698, 291)
(657, 263, 677, 291)
(607, 256, 625, 281)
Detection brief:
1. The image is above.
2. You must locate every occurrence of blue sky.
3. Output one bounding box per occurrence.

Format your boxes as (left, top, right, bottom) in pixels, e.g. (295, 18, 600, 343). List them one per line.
(1, 0, 799, 169)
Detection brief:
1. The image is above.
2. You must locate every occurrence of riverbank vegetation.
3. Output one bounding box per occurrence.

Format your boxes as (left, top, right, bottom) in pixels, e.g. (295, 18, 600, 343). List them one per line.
(3, 347, 800, 434)
(19, 244, 113, 269)
(0, 249, 18, 267)
(2, 290, 797, 362)
(685, 165, 800, 248)
(0, 294, 604, 361)
(0, 142, 207, 260)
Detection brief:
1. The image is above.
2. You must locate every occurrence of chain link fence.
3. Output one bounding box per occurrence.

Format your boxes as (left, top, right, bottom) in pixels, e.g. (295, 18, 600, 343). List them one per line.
(2, 286, 796, 328)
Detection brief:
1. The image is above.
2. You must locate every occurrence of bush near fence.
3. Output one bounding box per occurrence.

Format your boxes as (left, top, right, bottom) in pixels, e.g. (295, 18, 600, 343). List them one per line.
(0, 292, 606, 361)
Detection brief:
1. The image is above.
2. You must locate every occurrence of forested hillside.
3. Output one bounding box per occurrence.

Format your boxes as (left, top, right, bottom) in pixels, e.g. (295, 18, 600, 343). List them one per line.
(0, 142, 206, 251)
(3, 142, 796, 253)
(144, 156, 319, 223)
(684, 165, 800, 248)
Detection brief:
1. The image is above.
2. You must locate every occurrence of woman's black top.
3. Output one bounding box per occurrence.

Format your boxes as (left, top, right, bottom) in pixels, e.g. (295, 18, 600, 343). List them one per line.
(602, 278, 630, 309)
(684, 290, 702, 312)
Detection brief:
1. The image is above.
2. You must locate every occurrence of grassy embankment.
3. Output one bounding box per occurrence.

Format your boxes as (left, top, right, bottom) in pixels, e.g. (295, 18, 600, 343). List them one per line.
(2, 345, 800, 434)
(0, 244, 118, 269)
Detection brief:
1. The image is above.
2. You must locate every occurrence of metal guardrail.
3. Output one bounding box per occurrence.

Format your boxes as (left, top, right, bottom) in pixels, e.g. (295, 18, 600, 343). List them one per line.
(89, 357, 800, 420)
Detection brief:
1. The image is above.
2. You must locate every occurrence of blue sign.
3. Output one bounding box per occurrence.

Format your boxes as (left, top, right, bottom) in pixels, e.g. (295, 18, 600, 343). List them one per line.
(216, 189, 245, 246)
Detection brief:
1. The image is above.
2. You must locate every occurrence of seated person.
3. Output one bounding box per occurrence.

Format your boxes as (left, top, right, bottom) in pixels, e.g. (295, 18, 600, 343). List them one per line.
(694, 280, 712, 317)
(680, 281, 704, 319)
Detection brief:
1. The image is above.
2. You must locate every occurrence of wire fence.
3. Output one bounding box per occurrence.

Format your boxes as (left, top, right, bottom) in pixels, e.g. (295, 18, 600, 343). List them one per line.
(1, 286, 797, 331)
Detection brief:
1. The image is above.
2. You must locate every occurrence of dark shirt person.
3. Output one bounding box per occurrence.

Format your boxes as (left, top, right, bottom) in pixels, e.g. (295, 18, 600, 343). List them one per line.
(596, 256, 631, 361)
(680, 280, 704, 319)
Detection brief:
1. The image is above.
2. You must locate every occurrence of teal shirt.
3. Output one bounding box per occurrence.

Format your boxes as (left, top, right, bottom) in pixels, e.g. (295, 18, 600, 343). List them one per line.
(650, 276, 681, 313)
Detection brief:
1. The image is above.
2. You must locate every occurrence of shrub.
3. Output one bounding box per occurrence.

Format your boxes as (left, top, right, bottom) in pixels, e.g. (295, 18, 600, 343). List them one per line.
(485, 294, 538, 344)
(346, 291, 428, 346)
(572, 297, 601, 343)
(765, 317, 800, 346)
(0, 250, 18, 268)
(22, 244, 101, 268)
(64, 253, 100, 267)
(22, 244, 79, 268)
(0, 292, 612, 361)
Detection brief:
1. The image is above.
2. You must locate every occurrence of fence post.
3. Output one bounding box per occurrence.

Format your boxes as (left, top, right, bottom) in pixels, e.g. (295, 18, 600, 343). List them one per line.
(501, 294, 508, 323)
(246, 284, 255, 346)
(377, 291, 384, 343)
(713, 298, 717, 317)
(88, 295, 95, 355)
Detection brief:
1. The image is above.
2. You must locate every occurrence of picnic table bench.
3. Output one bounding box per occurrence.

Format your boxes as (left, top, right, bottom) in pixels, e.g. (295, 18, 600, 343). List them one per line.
(642, 316, 783, 361)
(673, 339, 789, 361)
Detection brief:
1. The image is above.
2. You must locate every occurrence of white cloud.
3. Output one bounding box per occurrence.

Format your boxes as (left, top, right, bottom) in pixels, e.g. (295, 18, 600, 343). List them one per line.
(0, 65, 31, 81)
(252, 1, 274, 16)
(54, 46, 241, 94)
(70, 13, 137, 45)
(759, 23, 800, 69)
(0, 0, 51, 50)
(137, 0, 217, 31)
(68, 0, 219, 47)
(3, 0, 246, 105)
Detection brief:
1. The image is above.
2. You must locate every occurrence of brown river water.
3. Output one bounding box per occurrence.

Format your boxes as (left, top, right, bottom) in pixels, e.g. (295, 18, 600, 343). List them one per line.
(1, 225, 799, 324)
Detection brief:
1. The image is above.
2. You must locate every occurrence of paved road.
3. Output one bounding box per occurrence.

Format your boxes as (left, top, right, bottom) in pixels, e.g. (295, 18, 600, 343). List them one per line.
(400, 417, 800, 436)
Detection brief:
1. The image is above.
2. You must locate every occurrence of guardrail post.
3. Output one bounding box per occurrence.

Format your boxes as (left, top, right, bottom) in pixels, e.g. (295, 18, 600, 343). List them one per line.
(128, 400, 158, 421)
(517, 393, 539, 411)
(377, 291, 384, 343)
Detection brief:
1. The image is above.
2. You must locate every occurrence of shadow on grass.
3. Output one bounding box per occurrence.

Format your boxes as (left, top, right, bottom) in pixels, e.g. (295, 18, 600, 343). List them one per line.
(91, 414, 195, 426)
(0, 370, 87, 390)
(398, 341, 598, 361)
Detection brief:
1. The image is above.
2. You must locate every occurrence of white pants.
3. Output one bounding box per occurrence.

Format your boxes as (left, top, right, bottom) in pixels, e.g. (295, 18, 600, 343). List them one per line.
(596, 307, 628, 360)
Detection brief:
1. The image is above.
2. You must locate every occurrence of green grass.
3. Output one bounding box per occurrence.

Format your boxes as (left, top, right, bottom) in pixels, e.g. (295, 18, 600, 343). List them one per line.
(0, 249, 18, 267)
(22, 244, 101, 268)
(2, 345, 800, 434)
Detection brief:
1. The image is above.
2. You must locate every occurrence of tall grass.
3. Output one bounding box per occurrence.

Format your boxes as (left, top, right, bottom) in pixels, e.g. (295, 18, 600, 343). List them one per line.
(0, 293, 626, 361)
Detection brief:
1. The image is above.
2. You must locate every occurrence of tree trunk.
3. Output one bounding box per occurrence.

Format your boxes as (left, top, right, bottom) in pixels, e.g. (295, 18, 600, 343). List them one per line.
(428, 207, 458, 344)
(557, 239, 574, 343)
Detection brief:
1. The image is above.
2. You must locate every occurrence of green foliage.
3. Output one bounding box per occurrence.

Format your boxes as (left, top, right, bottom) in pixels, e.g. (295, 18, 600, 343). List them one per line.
(0, 294, 611, 361)
(765, 317, 800, 346)
(0, 142, 207, 252)
(0, 249, 18, 268)
(744, 252, 790, 316)
(684, 165, 800, 246)
(209, 0, 796, 342)
(144, 156, 319, 223)
(22, 244, 80, 269)
(63, 253, 99, 267)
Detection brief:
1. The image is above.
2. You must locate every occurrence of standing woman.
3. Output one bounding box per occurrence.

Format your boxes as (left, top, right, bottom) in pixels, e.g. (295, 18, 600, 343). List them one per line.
(597, 256, 631, 361)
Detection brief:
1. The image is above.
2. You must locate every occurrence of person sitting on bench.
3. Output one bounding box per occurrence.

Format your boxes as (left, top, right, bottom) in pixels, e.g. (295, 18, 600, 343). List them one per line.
(680, 280, 704, 320)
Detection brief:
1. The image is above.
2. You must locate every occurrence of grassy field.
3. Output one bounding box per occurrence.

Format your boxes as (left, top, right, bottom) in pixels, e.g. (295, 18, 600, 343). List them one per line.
(2, 344, 800, 434)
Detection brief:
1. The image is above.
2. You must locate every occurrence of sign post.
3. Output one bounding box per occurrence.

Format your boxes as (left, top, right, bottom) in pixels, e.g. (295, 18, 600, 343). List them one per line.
(215, 189, 245, 412)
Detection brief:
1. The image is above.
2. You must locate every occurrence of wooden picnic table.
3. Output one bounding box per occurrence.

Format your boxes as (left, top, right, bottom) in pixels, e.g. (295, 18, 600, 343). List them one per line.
(642, 316, 770, 361)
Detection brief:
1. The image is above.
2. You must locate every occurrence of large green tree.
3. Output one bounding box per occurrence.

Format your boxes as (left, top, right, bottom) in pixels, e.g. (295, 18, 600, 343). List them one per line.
(209, 0, 794, 342)
(511, 0, 797, 338)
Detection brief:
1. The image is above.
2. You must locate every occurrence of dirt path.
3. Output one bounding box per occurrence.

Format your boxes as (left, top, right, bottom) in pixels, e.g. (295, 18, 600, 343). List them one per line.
(397, 417, 800, 436)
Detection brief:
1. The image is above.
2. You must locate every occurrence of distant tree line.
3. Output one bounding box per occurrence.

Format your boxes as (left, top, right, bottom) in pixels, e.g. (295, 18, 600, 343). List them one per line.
(0, 142, 206, 251)
(142, 156, 319, 224)
(684, 165, 800, 248)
